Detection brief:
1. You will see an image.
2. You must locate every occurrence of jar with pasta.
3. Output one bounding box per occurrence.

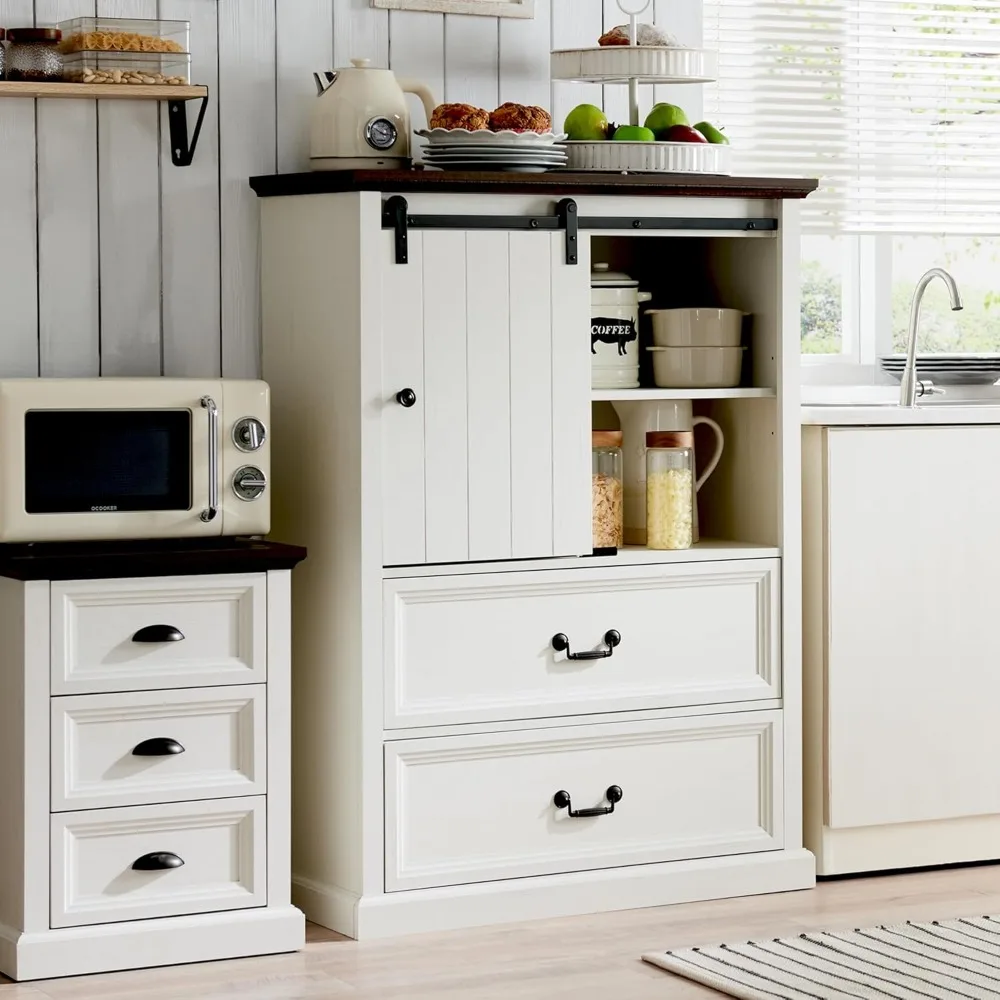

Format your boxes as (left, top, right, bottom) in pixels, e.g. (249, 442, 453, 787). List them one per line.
(592, 430, 623, 553)
(645, 432, 694, 551)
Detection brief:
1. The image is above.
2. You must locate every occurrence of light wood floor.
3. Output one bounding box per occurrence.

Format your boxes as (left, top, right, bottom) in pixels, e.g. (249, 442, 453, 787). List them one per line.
(6, 866, 1000, 998)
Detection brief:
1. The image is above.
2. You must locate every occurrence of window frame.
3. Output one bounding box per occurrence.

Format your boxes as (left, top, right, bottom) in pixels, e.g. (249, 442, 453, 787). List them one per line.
(800, 234, 895, 386)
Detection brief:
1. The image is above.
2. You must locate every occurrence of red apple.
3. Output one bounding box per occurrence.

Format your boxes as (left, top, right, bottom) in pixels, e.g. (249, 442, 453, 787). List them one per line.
(663, 124, 709, 143)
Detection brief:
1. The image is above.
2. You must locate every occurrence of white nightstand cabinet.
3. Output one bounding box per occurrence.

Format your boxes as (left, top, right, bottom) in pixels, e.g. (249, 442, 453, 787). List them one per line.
(0, 540, 306, 981)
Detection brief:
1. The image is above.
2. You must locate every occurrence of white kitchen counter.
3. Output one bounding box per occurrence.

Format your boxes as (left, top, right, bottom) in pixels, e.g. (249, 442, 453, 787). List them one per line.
(801, 384, 1000, 425)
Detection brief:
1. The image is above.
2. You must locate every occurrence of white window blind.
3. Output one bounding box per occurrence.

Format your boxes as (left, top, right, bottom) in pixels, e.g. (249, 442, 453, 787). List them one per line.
(703, 0, 1000, 235)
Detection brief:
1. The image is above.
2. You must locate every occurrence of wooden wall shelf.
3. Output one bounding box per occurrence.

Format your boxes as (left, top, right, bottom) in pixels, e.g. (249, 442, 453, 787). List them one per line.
(0, 81, 207, 100)
(0, 81, 210, 166)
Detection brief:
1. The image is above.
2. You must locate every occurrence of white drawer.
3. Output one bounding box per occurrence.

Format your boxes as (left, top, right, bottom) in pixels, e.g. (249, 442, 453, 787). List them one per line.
(51, 574, 267, 695)
(385, 710, 783, 891)
(51, 797, 266, 928)
(51, 686, 266, 812)
(384, 560, 779, 728)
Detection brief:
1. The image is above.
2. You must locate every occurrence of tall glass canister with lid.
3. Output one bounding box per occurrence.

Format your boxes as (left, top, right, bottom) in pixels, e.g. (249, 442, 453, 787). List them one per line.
(592, 430, 624, 553)
(645, 431, 694, 550)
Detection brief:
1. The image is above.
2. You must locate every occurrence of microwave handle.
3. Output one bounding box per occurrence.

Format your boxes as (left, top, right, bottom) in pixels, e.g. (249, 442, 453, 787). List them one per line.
(199, 396, 219, 523)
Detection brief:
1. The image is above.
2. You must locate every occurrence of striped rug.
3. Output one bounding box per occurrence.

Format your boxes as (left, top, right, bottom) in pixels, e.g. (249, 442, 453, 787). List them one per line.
(642, 915, 1000, 999)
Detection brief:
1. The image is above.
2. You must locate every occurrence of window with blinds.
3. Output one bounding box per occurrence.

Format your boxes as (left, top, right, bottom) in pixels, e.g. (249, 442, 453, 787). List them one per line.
(702, 0, 1000, 235)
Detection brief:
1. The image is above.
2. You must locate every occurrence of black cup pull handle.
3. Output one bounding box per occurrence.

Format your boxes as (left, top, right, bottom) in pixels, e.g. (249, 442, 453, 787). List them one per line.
(554, 785, 623, 818)
(132, 737, 186, 757)
(396, 388, 417, 408)
(551, 629, 621, 661)
(131, 852, 185, 871)
(132, 624, 185, 643)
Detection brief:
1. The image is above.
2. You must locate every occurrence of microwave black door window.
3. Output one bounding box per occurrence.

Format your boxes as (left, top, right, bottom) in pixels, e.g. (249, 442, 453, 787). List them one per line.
(24, 410, 192, 514)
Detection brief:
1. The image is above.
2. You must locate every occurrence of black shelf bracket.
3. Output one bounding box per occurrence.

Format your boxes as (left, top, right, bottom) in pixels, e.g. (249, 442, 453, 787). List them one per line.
(167, 89, 209, 168)
(382, 196, 581, 265)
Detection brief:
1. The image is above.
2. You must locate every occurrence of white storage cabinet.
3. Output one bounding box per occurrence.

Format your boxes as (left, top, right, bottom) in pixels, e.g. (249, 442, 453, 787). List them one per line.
(804, 425, 1000, 875)
(0, 544, 305, 980)
(256, 173, 816, 939)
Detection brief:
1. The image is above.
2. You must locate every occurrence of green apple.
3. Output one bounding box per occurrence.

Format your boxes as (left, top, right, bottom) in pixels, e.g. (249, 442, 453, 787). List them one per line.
(694, 120, 729, 144)
(643, 103, 689, 138)
(564, 103, 609, 141)
(612, 125, 655, 142)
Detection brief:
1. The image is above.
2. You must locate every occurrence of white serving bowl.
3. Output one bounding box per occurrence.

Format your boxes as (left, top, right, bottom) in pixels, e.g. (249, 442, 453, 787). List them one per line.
(647, 346, 746, 388)
(648, 308, 745, 348)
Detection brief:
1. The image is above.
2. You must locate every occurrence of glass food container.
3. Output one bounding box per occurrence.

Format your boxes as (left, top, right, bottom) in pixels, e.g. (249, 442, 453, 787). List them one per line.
(645, 431, 694, 551)
(6, 28, 62, 82)
(0, 30, 7, 79)
(61, 51, 190, 85)
(592, 430, 624, 553)
(56, 17, 190, 56)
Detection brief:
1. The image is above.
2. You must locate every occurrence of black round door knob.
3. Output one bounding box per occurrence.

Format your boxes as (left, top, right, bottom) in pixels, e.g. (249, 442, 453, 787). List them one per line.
(396, 388, 417, 408)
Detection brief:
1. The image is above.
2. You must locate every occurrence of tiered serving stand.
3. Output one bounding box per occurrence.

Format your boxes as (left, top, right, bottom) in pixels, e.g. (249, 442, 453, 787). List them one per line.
(552, 0, 729, 174)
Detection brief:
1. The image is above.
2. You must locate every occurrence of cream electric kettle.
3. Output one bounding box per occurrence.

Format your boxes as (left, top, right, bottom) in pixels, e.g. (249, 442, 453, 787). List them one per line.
(311, 58, 436, 171)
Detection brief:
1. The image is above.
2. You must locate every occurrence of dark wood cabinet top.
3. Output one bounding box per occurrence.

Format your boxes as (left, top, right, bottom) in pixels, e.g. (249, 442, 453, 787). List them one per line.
(0, 537, 307, 581)
(249, 168, 819, 201)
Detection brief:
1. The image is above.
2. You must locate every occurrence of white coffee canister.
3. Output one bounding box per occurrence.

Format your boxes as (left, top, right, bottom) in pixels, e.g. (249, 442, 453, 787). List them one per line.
(591, 263, 652, 389)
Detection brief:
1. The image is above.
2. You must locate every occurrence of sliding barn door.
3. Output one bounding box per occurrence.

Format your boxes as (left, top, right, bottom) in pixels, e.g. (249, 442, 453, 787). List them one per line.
(381, 227, 590, 567)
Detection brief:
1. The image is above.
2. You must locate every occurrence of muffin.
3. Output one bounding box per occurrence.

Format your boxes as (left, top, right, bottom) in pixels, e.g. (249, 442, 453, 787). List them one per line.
(598, 23, 679, 46)
(489, 102, 552, 133)
(429, 103, 490, 131)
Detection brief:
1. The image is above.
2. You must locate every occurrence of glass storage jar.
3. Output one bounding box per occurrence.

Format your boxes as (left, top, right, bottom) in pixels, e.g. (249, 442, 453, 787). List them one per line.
(6, 28, 63, 82)
(645, 431, 694, 551)
(0, 31, 7, 80)
(592, 430, 624, 552)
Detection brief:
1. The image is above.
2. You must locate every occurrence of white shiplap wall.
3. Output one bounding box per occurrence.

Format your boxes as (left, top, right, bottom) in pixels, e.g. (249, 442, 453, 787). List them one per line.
(0, 0, 697, 378)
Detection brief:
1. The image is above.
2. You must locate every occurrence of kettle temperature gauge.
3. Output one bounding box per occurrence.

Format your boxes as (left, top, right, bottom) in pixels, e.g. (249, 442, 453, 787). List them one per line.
(365, 117, 398, 151)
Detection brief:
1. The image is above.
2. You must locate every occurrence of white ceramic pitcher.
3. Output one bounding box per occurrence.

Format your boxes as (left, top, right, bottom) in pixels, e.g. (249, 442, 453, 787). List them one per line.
(612, 399, 724, 545)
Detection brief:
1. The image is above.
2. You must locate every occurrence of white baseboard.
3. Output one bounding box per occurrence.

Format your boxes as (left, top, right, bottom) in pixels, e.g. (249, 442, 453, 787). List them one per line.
(292, 874, 360, 938)
(815, 815, 1000, 877)
(296, 849, 816, 940)
(0, 906, 305, 981)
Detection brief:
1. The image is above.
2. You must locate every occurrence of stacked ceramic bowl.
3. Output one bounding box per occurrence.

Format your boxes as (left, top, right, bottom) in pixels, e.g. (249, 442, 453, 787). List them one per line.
(416, 128, 568, 172)
(646, 308, 748, 388)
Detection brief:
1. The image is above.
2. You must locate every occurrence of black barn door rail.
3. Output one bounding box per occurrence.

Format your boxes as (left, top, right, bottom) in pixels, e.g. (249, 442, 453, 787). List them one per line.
(381, 194, 778, 266)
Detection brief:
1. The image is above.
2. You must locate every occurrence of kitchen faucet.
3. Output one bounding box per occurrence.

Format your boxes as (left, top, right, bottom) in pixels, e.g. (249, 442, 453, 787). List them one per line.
(899, 268, 964, 407)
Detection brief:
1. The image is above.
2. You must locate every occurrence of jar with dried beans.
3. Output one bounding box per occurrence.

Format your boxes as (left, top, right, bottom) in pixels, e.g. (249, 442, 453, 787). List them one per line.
(592, 430, 624, 552)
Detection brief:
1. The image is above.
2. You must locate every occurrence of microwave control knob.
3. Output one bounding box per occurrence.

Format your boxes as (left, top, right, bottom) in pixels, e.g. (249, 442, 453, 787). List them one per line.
(233, 466, 267, 502)
(233, 417, 266, 452)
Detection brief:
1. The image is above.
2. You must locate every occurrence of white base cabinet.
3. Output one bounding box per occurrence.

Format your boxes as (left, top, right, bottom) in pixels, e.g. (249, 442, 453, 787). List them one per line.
(259, 179, 815, 939)
(0, 551, 305, 981)
(804, 425, 1000, 875)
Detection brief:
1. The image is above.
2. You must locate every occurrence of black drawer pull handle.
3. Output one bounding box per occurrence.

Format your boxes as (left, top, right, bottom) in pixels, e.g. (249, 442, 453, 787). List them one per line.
(396, 388, 417, 408)
(554, 785, 623, 818)
(551, 630, 621, 660)
(131, 852, 185, 871)
(132, 737, 185, 757)
(132, 624, 185, 643)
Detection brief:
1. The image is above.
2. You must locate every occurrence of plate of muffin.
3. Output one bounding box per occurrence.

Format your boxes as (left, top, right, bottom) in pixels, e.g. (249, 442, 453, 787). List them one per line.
(418, 102, 566, 143)
(418, 102, 568, 171)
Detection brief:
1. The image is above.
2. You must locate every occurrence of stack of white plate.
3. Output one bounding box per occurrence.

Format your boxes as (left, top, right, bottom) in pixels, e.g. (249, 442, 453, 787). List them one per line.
(416, 128, 568, 173)
(880, 354, 1000, 386)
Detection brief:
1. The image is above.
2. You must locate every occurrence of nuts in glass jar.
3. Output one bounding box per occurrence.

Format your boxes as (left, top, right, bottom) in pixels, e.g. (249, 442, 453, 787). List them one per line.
(592, 473, 624, 549)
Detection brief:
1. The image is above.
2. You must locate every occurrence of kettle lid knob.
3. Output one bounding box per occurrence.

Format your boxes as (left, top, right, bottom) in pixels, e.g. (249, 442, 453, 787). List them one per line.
(350, 58, 372, 68)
